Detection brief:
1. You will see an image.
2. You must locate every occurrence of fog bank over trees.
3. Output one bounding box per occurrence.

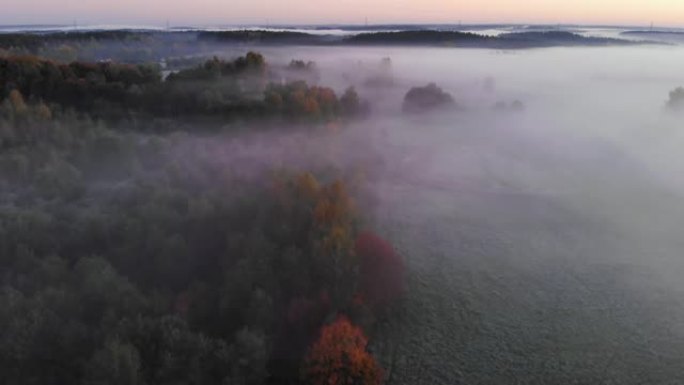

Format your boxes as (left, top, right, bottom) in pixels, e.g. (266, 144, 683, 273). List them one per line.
(2, 31, 684, 384)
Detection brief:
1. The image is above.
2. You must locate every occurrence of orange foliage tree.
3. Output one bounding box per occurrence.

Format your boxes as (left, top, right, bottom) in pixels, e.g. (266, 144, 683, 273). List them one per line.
(286, 173, 357, 298)
(269, 172, 360, 313)
(302, 316, 383, 385)
(8, 89, 27, 114)
(267, 81, 342, 122)
(314, 180, 355, 253)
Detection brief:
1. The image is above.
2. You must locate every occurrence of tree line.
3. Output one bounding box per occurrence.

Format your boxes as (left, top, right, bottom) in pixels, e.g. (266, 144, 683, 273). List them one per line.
(0, 52, 366, 125)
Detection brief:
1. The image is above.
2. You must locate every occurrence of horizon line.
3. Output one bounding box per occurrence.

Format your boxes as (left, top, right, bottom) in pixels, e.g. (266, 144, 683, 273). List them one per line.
(0, 21, 683, 30)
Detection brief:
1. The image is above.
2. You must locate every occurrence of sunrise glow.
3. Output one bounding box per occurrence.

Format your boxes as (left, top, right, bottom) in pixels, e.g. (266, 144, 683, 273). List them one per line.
(2, 0, 684, 27)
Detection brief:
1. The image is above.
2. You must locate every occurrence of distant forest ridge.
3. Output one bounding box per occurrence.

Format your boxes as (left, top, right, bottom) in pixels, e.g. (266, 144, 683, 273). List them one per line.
(0, 26, 670, 49)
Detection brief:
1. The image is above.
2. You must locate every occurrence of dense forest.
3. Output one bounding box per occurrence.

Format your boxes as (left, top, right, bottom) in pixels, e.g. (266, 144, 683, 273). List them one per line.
(3, 27, 684, 385)
(0, 45, 399, 385)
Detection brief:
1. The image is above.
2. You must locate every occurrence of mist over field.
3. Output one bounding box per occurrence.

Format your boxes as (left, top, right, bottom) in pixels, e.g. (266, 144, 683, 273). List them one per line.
(248, 44, 684, 383)
(202, 43, 684, 382)
(231, 47, 684, 384)
(2, 26, 684, 384)
(266, 44, 684, 274)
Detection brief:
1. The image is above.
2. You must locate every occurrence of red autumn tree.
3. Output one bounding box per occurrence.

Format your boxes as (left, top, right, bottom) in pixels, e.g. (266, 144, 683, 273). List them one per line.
(355, 231, 404, 308)
(302, 316, 383, 385)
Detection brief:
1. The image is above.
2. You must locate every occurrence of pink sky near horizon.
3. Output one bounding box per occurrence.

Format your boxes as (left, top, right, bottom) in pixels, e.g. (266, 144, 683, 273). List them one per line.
(2, 0, 683, 28)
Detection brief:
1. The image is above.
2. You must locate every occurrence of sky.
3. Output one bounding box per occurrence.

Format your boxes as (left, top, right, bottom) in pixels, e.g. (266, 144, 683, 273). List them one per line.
(1, 0, 684, 28)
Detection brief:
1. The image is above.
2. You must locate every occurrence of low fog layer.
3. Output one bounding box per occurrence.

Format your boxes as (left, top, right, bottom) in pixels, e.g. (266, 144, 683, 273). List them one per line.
(255, 44, 684, 382)
(3, 39, 684, 384)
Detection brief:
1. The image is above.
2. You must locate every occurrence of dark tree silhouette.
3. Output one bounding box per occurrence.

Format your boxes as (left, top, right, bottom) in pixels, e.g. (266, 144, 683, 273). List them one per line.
(402, 83, 455, 113)
(667, 87, 684, 111)
(355, 231, 405, 308)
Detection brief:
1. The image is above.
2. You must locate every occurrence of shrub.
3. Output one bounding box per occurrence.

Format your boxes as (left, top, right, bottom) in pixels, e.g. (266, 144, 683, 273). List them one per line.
(402, 83, 455, 113)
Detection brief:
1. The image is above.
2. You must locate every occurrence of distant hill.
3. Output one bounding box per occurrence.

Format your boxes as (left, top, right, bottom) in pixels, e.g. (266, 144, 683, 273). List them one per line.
(0, 28, 647, 53)
(344, 30, 637, 48)
(193, 29, 643, 48)
(621, 30, 684, 43)
(497, 31, 635, 47)
(198, 30, 339, 44)
(344, 30, 493, 46)
(622, 30, 684, 35)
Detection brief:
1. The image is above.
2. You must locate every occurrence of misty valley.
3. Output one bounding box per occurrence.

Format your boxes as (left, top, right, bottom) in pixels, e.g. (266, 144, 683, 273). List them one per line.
(2, 28, 684, 385)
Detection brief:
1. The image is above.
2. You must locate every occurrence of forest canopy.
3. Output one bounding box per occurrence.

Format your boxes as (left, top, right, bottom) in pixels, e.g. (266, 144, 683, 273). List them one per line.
(0, 45, 401, 385)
